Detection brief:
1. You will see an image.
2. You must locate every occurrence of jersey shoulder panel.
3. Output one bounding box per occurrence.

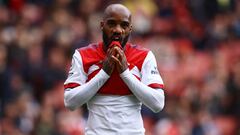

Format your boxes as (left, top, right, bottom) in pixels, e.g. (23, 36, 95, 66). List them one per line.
(127, 43, 150, 52)
(77, 43, 105, 73)
(64, 50, 87, 89)
(77, 43, 101, 58)
(125, 43, 150, 71)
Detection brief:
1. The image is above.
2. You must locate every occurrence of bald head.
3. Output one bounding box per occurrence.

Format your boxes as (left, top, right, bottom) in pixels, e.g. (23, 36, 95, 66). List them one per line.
(103, 4, 131, 21)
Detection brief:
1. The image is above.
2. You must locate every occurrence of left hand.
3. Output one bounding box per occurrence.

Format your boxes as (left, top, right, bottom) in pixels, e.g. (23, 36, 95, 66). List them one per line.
(111, 46, 128, 73)
(102, 48, 115, 76)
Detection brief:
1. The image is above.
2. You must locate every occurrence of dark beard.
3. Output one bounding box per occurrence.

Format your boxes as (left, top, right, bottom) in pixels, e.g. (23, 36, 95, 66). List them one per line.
(102, 31, 129, 49)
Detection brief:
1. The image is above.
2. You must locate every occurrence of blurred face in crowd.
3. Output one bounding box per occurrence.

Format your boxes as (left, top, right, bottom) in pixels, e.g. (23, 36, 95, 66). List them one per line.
(101, 4, 132, 50)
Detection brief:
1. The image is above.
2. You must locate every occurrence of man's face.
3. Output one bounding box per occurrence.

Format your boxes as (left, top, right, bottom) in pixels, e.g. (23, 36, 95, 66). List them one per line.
(101, 11, 132, 49)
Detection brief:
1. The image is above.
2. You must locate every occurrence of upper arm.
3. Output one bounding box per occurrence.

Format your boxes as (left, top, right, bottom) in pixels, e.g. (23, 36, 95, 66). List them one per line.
(141, 51, 164, 90)
(64, 50, 87, 89)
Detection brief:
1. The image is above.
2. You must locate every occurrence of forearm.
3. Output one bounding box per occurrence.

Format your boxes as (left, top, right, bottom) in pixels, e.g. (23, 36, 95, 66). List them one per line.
(64, 69, 109, 110)
(120, 69, 165, 112)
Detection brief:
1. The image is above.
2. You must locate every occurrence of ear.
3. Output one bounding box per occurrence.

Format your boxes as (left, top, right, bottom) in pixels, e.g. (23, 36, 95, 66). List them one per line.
(100, 21, 104, 30)
(129, 24, 133, 32)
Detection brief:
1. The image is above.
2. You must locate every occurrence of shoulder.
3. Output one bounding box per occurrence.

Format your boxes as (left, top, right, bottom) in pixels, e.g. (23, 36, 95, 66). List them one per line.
(75, 43, 102, 58)
(77, 43, 99, 53)
(126, 43, 151, 70)
(126, 43, 150, 59)
(126, 43, 150, 53)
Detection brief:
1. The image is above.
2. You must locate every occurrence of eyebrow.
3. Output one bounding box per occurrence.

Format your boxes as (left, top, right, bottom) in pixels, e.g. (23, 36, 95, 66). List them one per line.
(106, 18, 130, 23)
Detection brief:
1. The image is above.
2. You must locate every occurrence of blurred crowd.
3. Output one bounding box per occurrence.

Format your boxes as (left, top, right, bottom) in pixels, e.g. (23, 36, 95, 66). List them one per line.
(1, 0, 240, 135)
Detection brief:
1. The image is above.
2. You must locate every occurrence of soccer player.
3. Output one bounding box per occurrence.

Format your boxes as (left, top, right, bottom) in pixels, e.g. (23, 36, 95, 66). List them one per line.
(64, 3, 165, 135)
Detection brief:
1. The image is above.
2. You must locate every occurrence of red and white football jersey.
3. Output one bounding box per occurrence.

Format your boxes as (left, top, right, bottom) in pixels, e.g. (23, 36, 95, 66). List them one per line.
(64, 42, 164, 135)
(64, 42, 164, 93)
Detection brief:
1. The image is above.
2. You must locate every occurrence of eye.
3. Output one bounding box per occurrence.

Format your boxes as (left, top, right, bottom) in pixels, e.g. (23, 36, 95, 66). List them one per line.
(121, 22, 130, 29)
(107, 20, 116, 27)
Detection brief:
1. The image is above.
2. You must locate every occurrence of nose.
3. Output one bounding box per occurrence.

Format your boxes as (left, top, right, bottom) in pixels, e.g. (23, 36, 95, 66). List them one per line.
(113, 24, 123, 34)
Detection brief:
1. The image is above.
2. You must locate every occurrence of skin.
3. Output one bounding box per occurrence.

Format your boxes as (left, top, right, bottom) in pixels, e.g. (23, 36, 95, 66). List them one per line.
(101, 4, 132, 75)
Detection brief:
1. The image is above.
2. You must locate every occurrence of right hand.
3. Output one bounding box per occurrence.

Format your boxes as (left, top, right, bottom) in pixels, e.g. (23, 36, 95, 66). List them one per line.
(110, 46, 128, 74)
(102, 48, 116, 75)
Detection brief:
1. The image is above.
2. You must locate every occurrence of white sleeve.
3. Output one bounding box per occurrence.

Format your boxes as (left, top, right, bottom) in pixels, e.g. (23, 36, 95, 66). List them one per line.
(141, 51, 164, 89)
(64, 50, 87, 87)
(120, 51, 165, 113)
(64, 50, 110, 111)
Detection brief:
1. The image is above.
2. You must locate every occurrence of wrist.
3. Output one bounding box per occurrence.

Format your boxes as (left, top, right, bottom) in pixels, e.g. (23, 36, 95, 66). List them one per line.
(99, 69, 110, 79)
(120, 68, 131, 78)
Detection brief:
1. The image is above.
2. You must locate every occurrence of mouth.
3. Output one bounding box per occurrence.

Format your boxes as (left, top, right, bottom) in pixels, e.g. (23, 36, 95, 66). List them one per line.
(111, 35, 122, 41)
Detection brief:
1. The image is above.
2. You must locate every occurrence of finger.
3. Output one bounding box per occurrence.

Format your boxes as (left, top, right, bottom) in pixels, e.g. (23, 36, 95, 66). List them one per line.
(107, 48, 111, 54)
(111, 55, 119, 62)
(112, 47, 121, 56)
(110, 46, 119, 57)
(107, 58, 115, 66)
(108, 49, 113, 56)
(116, 54, 120, 58)
(111, 55, 122, 66)
(108, 47, 116, 53)
(99, 60, 103, 64)
(115, 49, 125, 61)
(115, 46, 123, 52)
(113, 46, 120, 51)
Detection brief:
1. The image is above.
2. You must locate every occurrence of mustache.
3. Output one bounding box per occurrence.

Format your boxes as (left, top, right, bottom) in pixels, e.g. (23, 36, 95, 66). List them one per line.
(111, 33, 122, 41)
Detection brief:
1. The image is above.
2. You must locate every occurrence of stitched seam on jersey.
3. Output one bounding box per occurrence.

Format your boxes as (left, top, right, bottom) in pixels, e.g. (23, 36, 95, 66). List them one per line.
(140, 51, 151, 81)
(76, 50, 87, 76)
(64, 83, 81, 89)
(148, 83, 164, 89)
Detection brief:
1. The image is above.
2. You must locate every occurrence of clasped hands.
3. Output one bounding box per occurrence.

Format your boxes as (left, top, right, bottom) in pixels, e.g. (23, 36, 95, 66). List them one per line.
(102, 46, 128, 75)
